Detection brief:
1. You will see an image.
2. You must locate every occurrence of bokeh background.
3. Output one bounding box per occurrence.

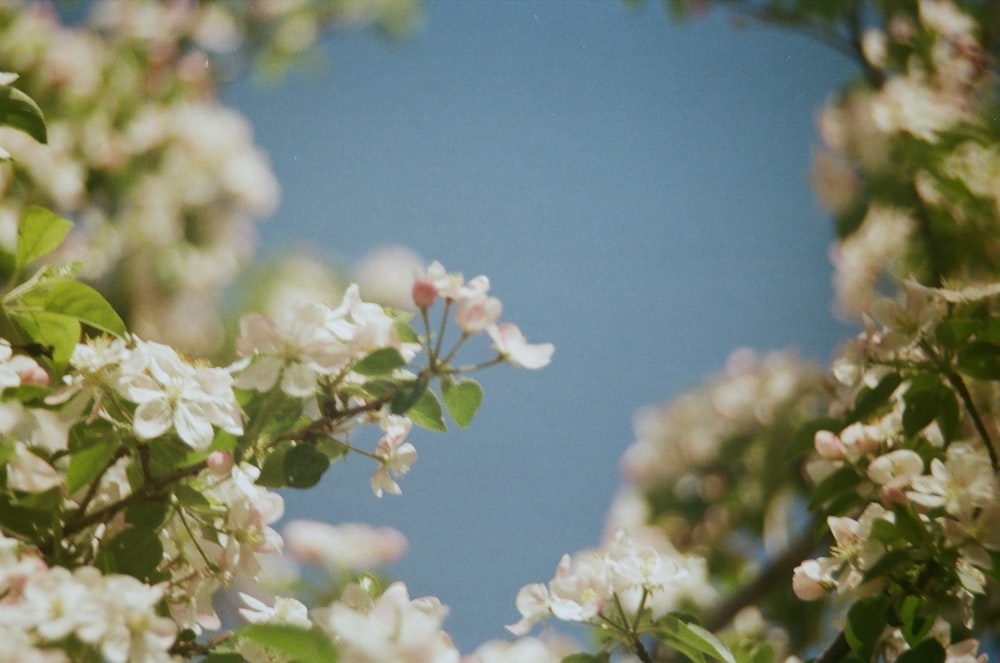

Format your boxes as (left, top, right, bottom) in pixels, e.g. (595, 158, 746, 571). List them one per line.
(222, 0, 858, 651)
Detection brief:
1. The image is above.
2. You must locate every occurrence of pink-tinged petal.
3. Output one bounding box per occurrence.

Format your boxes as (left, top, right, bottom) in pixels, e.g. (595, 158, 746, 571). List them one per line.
(371, 466, 401, 498)
(234, 356, 283, 392)
(281, 361, 319, 398)
(174, 402, 215, 450)
(134, 398, 173, 439)
(488, 323, 554, 369)
(237, 312, 281, 355)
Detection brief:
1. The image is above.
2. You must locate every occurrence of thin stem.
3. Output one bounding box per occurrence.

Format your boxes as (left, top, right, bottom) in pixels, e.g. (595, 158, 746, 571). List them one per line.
(73, 445, 130, 519)
(613, 592, 653, 663)
(944, 369, 999, 470)
(920, 339, 999, 470)
(432, 300, 452, 361)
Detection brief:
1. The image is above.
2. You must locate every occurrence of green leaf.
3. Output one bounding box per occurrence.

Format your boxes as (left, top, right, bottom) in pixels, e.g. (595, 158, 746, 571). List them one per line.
(66, 437, 119, 494)
(808, 464, 862, 510)
(956, 341, 1000, 380)
(352, 347, 407, 375)
(257, 443, 290, 488)
(893, 504, 931, 546)
(441, 378, 483, 427)
(561, 653, 611, 663)
(95, 526, 163, 581)
(125, 501, 169, 529)
(658, 616, 737, 663)
(850, 373, 902, 423)
(236, 623, 338, 663)
(935, 318, 980, 349)
(20, 280, 126, 338)
(283, 443, 330, 489)
(390, 377, 428, 415)
(898, 596, 937, 646)
(0, 85, 47, 144)
(408, 387, 446, 432)
(844, 597, 888, 662)
(7, 308, 80, 368)
(895, 638, 945, 663)
(16, 207, 72, 269)
(902, 378, 942, 436)
(200, 656, 245, 663)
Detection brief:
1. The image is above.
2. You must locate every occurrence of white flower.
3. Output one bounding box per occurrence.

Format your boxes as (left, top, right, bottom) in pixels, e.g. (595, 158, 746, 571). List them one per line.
(371, 415, 417, 497)
(487, 323, 554, 369)
(235, 303, 350, 397)
(283, 520, 408, 572)
(317, 581, 459, 663)
(238, 592, 311, 628)
(121, 339, 243, 449)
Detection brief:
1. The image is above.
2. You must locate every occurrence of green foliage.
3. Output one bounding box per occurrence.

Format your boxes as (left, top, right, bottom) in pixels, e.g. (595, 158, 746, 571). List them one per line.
(441, 377, 484, 427)
(895, 638, 946, 663)
(233, 623, 339, 663)
(0, 83, 46, 144)
(282, 443, 331, 489)
(15, 207, 71, 270)
(845, 598, 889, 662)
(353, 347, 407, 375)
(407, 386, 446, 432)
(658, 615, 738, 663)
(561, 653, 611, 663)
(95, 526, 164, 582)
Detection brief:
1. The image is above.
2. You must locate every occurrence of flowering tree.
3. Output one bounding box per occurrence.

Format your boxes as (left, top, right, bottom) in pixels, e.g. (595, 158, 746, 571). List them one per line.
(1, 1, 1000, 662)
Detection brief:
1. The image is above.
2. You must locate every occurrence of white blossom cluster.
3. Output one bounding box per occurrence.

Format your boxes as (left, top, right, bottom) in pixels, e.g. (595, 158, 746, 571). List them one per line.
(506, 528, 713, 637)
(814, 0, 997, 318)
(0, 533, 177, 663)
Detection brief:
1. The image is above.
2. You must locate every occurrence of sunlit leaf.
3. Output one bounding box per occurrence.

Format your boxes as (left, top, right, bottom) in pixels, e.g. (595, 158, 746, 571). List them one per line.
(0, 84, 46, 144)
(16, 207, 71, 269)
(236, 623, 339, 663)
(441, 377, 483, 427)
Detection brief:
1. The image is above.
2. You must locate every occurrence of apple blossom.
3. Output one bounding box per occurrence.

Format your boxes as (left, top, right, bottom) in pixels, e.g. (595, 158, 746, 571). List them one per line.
(371, 414, 417, 497)
(119, 338, 243, 449)
(316, 581, 460, 663)
(487, 322, 553, 369)
(283, 520, 408, 572)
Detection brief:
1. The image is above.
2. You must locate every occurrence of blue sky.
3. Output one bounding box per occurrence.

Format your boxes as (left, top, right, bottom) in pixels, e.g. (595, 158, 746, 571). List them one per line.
(223, 0, 858, 651)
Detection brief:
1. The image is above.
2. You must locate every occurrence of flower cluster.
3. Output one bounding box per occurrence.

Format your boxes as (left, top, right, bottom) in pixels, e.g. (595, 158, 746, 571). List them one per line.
(619, 348, 828, 556)
(0, 0, 419, 355)
(507, 529, 712, 639)
(0, 533, 176, 663)
(314, 580, 460, 663)
(812, 0, 1000, 317)
(413, 261, 554, 370)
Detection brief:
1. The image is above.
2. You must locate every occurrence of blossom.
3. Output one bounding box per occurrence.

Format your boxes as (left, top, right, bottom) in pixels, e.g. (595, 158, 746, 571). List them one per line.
(487, 323, 553, 369)
(508, 530, 702, 635)
(371, 415, 417, 497)
(238, 592, 311, 629)
(120, 338, 243, 449)
(354, 245, 424, 310)
(234, 303, 350, 397)
(316, 581, 459, 663)
(283, 520, 408, 572)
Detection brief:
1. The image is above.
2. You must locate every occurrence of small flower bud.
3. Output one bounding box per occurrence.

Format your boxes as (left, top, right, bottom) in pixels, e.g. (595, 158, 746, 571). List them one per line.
(813, 430, 844, 460)
(411, 277, 438, 309)
(17, 365, 49, 387)
(207, 451, 234, 475)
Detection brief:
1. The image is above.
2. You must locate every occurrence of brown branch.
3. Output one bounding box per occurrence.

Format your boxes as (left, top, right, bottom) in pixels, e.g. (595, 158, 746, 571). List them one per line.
(703, 516, 827, 632)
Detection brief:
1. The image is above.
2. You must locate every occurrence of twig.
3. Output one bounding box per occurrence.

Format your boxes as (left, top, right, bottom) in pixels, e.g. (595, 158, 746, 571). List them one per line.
(703, 516, 826, 632)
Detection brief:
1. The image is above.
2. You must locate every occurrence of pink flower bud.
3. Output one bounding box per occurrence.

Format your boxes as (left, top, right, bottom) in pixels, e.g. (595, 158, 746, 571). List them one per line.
(412, 277, 438, 309)
(17, 364, 49, 387)
(813, 430, 844, 460)
(207, 451, 234, 475)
